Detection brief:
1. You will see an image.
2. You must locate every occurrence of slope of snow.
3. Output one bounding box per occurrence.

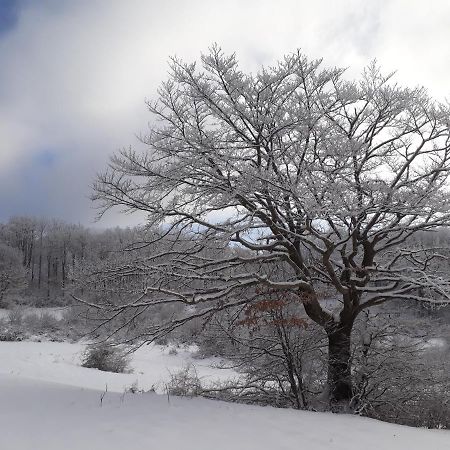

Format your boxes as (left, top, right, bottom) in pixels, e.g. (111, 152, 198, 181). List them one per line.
(1, 340, 449, 450)
(1, 374, 449, 450)
(0, 341, 236, 392)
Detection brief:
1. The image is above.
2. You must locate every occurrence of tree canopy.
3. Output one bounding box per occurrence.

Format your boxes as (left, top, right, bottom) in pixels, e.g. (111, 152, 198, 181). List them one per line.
(92, 46, 450, 404)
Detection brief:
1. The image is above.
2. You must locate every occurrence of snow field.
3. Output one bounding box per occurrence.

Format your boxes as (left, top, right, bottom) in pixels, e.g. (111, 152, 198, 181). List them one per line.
(0, 340, 448, 450)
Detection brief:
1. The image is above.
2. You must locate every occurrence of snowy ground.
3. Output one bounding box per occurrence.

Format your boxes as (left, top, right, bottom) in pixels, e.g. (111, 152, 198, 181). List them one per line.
(0, 341, 236, 392)
(1, 340, 449, 450)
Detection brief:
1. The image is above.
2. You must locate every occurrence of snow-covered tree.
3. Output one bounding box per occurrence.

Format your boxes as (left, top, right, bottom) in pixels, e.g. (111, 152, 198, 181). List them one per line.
(92, 47, 450, 406)
(0, 242, 27, 306)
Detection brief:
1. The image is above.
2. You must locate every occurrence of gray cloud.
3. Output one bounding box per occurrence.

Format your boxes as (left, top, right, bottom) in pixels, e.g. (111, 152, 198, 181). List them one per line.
(1, 0, 449, 227)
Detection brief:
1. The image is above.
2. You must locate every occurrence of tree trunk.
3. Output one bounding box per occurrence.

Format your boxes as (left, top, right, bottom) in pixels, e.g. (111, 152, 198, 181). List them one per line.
(38, 230, 43, 290)
(327, 326, 353, 406)
(62, 244, 66, 291)
(31, 254, 35, 282)
(38, 253, 42, 289)
(301, 290, 355, 407)
(47, 254, 51, 300)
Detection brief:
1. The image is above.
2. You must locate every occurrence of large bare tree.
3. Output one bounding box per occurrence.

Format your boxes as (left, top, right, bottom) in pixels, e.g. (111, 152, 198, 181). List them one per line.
(92, 47, 450, 406)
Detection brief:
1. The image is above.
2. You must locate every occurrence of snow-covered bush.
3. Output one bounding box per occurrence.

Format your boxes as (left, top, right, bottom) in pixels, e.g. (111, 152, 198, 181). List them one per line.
(0, 327, 25, 341)
(351, 309, 450, 428)
(1, 308, 29, 341)
(24, 312, 60, 333)
(81, 343, 131, 373)
(165, 365, 202, 397)
(7, 308, 24, 326)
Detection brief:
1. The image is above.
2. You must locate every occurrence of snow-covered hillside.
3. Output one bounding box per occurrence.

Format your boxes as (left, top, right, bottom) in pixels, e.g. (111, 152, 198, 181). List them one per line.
(0, 341, 236, 393)
(1, 374, 449, 450)
(1, 341, 449, 450)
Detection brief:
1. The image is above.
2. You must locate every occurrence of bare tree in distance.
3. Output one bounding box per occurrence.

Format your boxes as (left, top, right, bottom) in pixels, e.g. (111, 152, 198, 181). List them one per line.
(90, 46, 450, 407)
(0, 242, 27, 307)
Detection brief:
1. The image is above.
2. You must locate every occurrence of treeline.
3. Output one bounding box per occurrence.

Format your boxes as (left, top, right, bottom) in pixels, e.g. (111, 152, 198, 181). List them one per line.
(0, 216, 140, 304)
(2, 215, 450, 311)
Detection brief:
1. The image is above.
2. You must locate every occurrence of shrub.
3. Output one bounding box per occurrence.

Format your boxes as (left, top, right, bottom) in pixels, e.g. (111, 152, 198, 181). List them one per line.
(165, 365, 202, 397)
(351, 310, 450, 428)
(81, 343, 131, 373)
(23, 312, 60, 333)
(0, 327, 25, 341)
(7, 308, 24, 327)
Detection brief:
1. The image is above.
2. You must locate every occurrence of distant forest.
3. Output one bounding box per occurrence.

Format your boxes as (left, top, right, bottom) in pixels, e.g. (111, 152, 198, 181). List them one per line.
(0, 216, 141, 305)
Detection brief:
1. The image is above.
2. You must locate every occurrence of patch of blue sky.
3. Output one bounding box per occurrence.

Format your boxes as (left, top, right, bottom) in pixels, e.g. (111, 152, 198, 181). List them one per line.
(0, 0, 20, 36)
(33, 149, 57, 167)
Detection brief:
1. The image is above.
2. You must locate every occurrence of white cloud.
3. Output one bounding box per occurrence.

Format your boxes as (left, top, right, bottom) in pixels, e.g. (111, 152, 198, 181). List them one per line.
(0, 0, 449, 226)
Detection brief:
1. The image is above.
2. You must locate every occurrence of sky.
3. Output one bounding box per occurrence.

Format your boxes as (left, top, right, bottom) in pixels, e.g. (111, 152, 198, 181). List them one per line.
(1, 0, 449, 228)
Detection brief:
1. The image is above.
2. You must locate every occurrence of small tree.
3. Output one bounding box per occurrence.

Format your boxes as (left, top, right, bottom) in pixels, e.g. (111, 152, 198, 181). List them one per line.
(92, 47, 450, 407)
(198, 289, 324, 410)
